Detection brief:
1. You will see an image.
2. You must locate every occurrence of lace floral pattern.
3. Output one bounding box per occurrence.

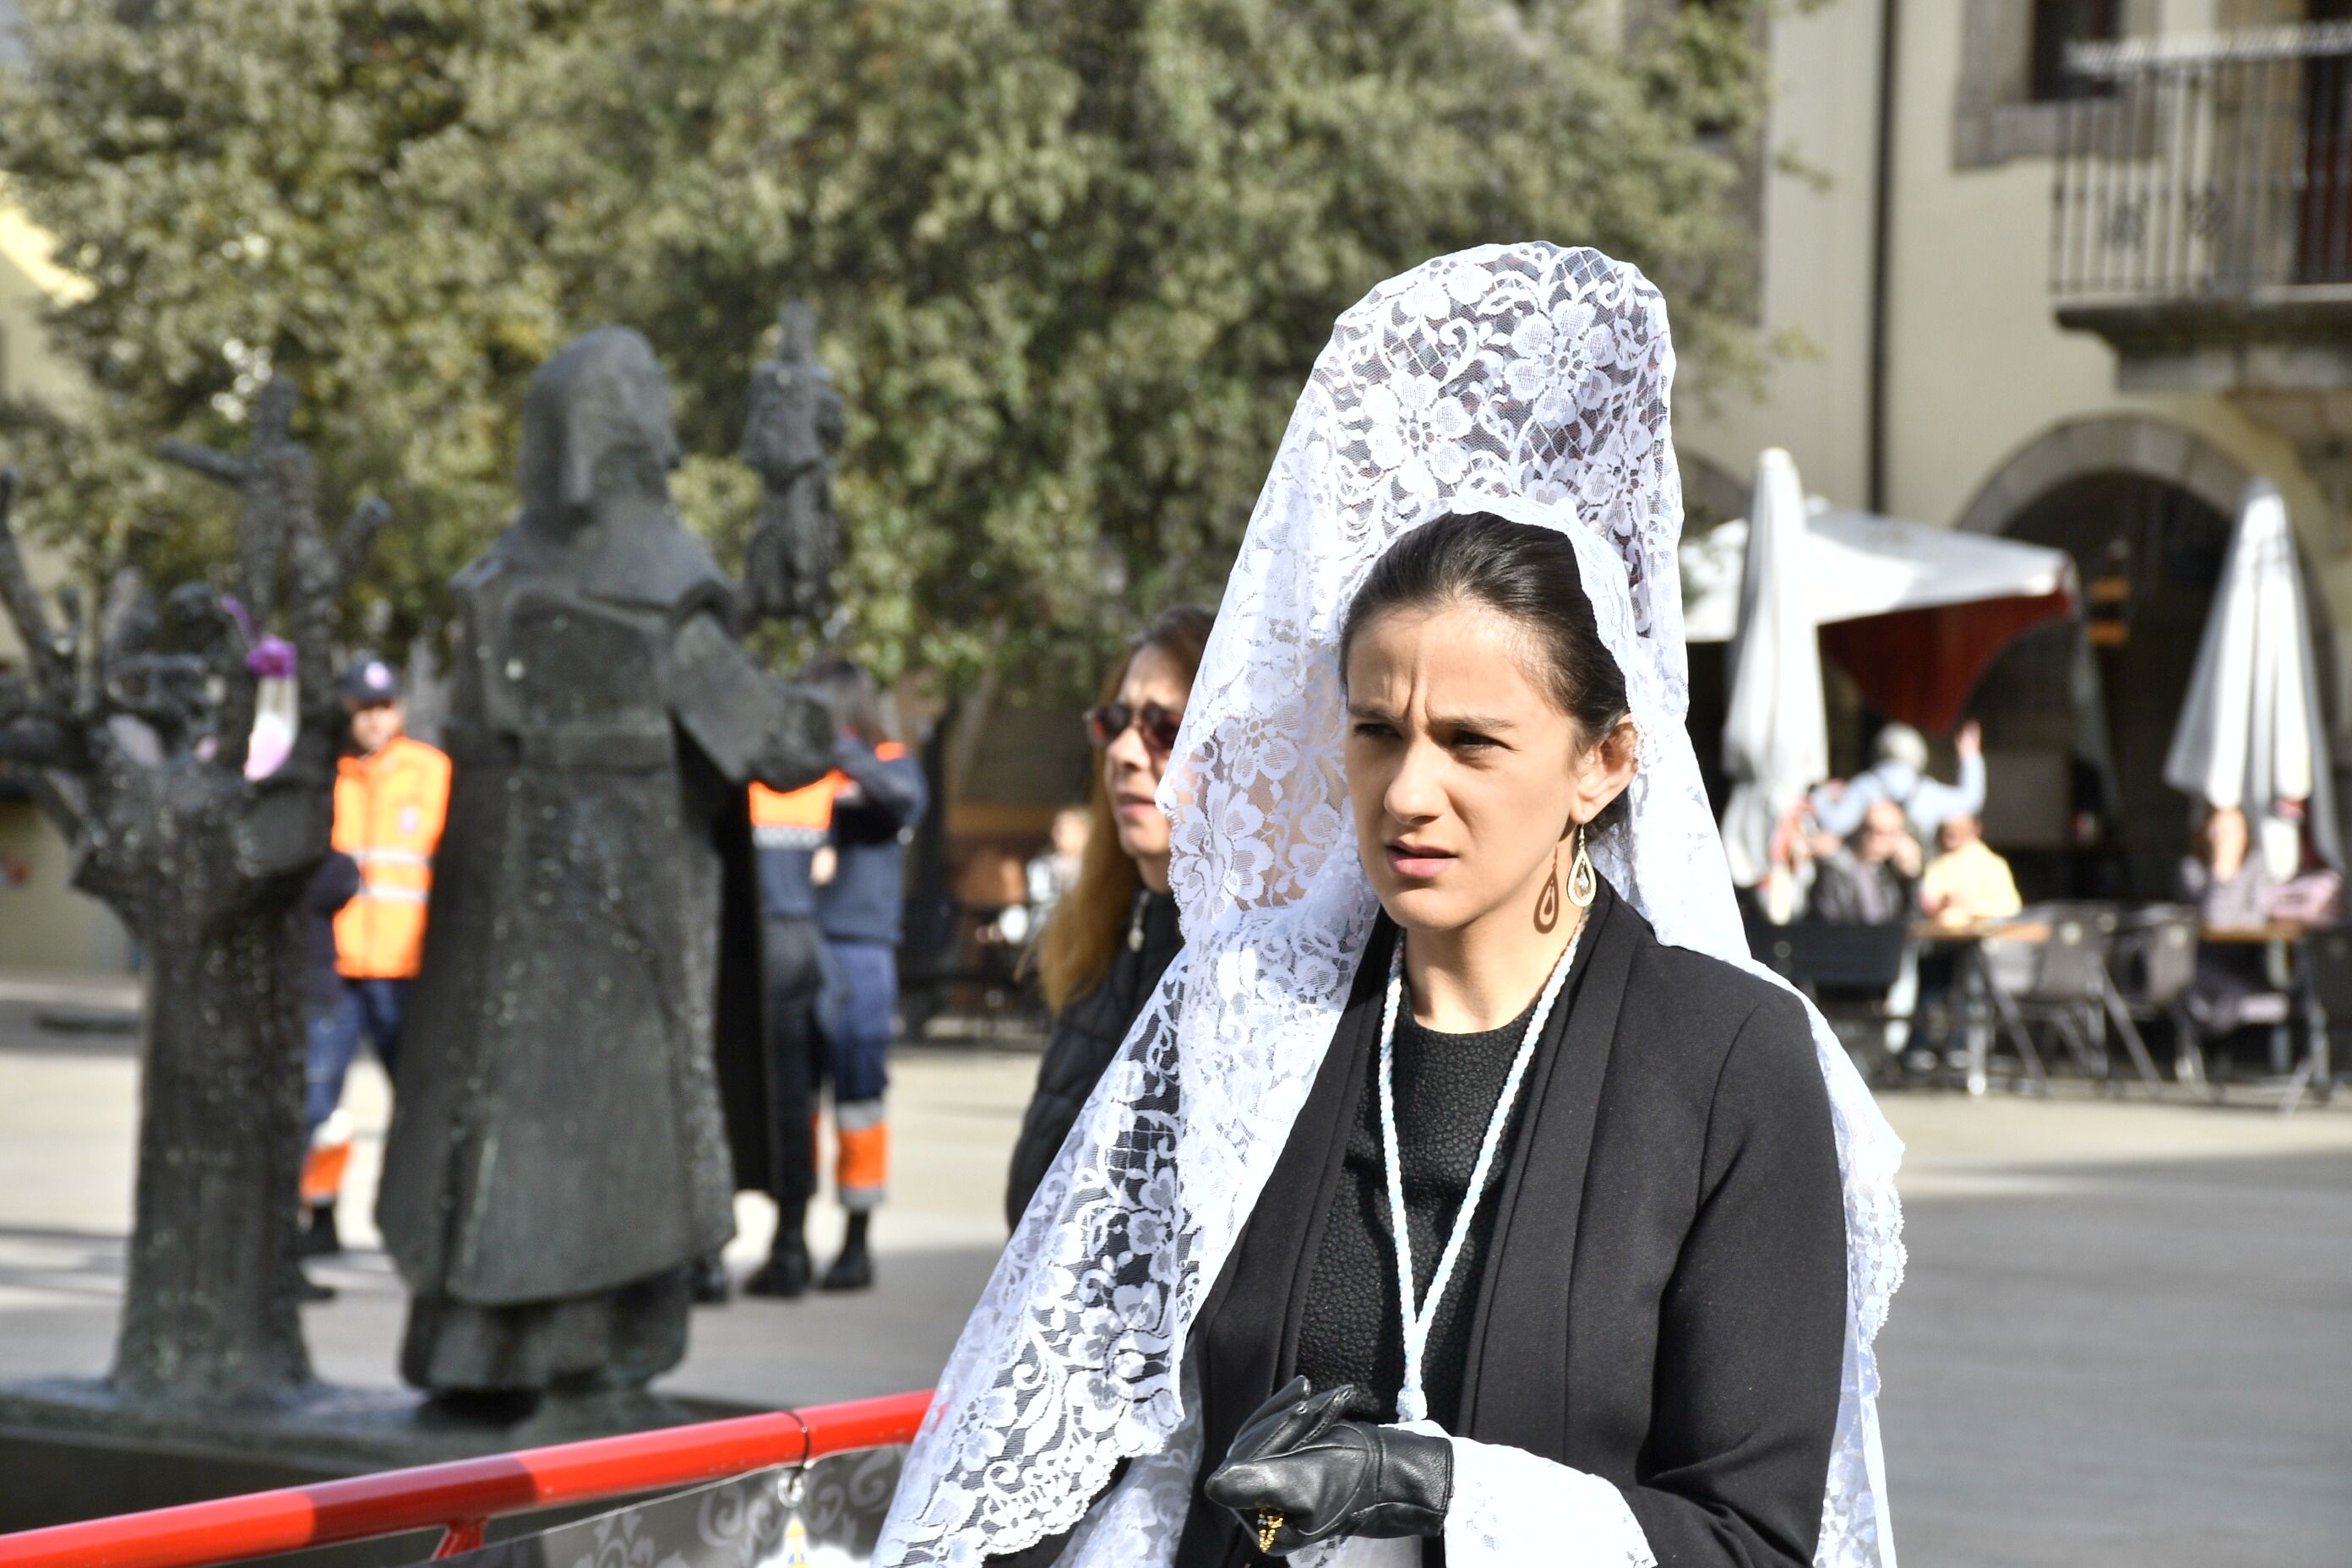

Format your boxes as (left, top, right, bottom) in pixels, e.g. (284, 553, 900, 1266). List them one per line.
(879, 243, 1904, 1568)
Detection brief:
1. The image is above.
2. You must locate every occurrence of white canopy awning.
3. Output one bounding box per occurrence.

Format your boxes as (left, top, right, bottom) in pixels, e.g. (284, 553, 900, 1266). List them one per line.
(1685, 489, 2078, 733)
(1683, 502, 2075, 644)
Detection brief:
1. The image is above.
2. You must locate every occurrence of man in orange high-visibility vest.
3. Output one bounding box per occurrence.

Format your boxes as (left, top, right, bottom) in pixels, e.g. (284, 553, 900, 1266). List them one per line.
(803, 657, 926, 1293)
(302, 658, 450, 1260)
(708, 770, 846, 1303)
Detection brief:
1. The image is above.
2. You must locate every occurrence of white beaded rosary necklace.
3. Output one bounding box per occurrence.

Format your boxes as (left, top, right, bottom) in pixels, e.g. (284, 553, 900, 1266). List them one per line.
(1376, 917, 1585, 1425)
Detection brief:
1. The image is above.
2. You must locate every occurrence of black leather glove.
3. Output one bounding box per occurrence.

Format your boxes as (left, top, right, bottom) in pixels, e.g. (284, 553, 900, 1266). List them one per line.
(1203, 1377, 1452, 1555)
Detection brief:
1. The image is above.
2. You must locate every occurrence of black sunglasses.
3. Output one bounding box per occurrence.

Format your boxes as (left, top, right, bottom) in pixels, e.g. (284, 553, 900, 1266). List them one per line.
(1086, 700, 1184, 754)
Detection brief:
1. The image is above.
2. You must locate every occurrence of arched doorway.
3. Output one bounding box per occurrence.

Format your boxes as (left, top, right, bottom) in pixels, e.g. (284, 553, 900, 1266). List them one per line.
(1969, 472, 2235, 898)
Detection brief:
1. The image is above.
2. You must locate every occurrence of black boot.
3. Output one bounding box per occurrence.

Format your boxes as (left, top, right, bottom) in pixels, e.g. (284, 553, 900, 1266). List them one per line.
(747, 1202, 813, 1298)
(819, 1212, 873, 1293)
(691, 1253, 732, 1305)
(300, 1200, 343, 1260)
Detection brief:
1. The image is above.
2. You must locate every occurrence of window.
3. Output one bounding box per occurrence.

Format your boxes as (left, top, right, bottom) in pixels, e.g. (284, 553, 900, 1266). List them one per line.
(2030, 0, 2119, 103)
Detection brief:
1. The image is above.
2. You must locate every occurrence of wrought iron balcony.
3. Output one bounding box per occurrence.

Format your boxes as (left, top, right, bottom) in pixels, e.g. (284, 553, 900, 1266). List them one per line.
(2051, 25, 2352, 354)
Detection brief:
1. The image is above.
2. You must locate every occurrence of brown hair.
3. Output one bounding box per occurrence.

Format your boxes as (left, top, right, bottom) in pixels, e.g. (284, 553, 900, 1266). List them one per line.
(1033, 604, 1217, 1014)
(798, 654, 890, 746)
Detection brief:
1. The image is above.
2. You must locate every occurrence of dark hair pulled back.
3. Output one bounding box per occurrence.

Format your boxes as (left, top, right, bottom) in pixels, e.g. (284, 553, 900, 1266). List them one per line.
(798, 654, 889, 746)
(1339, 510, 1629, 743)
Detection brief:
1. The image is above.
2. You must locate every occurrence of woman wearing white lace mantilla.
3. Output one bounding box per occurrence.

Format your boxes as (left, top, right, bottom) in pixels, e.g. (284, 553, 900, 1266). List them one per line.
(880, 244, 1905, 1568)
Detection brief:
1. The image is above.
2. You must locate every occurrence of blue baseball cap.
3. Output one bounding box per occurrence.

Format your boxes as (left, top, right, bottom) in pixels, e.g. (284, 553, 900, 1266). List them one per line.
(338, 658, 401, 705)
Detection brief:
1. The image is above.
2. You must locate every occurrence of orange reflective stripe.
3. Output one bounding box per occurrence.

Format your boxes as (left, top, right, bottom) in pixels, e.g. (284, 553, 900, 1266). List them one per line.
(334, 735, 452, 978)
(749, 773, 843, 830)
(300, 1141, 351, 1206)
(835, 1121, 887, 1195)
(874, 742, 909, 762)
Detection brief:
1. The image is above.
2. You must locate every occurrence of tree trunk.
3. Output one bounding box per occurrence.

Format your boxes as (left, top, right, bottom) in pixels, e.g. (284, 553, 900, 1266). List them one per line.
(97, 765, 319, 1403)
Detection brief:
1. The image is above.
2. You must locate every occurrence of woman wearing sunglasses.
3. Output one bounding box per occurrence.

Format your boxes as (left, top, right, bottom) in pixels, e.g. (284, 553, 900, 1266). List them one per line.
(1004, 603, 1216, 1226)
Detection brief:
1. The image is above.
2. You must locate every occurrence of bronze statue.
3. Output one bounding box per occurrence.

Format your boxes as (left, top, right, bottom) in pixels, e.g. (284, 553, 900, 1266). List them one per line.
(739, 299, 846, 623)
(376, 327, 834, 1399)
(0, 381, 384, 1404)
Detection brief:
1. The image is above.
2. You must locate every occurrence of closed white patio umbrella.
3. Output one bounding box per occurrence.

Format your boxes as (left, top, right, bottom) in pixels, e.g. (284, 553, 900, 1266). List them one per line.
(2164, 478, 2341, 873)
(1718, 448, 1827, 890)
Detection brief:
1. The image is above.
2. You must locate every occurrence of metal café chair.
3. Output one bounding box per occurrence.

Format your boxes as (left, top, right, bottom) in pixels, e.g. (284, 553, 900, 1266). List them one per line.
(1979, 904, 2157, 1093)
(1750, 921, 1914, 1083)
(2285, 927, 2352, 1113)
(2103, 905, 2201, 1091)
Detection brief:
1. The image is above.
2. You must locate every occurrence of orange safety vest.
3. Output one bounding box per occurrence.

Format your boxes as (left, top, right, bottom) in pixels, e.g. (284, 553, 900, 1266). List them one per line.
(749, 771, 843, 849)
(332, 734, 452, 979)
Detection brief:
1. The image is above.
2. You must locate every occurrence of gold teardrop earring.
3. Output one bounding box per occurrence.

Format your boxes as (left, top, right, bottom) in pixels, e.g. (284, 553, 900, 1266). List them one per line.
(1567, 821, 1598, 908)
(1535, 840, 1562, 934)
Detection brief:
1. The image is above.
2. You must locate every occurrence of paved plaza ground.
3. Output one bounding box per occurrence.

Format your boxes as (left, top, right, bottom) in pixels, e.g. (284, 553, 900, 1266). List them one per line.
(1, 973, 2347, 1564)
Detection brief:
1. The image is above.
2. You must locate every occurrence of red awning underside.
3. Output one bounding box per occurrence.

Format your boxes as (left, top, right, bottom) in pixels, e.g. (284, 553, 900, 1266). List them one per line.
(1817, 590, 2076, 734)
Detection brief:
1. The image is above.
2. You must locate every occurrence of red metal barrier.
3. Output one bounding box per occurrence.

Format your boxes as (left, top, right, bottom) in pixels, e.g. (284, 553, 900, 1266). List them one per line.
(0, 1388, 932, 1568)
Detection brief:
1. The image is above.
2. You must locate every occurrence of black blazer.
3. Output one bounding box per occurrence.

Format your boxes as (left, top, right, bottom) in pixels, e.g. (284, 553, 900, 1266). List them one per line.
(1177, 884, 1847, 1568)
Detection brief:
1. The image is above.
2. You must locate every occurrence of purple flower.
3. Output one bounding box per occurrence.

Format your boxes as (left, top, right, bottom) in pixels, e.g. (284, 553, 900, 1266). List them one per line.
(244, 635, 297, 679)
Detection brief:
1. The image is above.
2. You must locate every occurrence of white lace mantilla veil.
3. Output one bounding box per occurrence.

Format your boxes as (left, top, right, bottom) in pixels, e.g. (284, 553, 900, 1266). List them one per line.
(878, 243, 1904, 1568)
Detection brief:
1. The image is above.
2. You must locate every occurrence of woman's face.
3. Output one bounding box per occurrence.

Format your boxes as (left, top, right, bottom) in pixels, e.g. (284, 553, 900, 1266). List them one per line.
(1343, 600, 1631, 936)
(1102, 641, 1192, 875)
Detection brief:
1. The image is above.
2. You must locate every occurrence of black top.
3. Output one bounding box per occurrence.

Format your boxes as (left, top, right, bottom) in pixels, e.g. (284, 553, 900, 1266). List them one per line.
(1810, 851, 1914, 925)
(1004, 887, 1185, 1227)
(1295, 993, 1538, 1429)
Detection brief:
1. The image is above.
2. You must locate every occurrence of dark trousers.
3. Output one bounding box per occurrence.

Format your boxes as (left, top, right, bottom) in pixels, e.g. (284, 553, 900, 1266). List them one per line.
(761, 916, 826, 1206)
(305, 977, 409, 1136)
(819, 939, 896, 1211)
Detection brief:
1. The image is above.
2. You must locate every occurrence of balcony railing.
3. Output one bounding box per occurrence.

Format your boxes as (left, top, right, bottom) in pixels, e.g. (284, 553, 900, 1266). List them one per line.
(2052, 24, 2352, 304)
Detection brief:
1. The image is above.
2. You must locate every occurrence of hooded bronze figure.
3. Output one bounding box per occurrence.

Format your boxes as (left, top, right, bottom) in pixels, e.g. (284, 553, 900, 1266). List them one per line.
(378, 328, 833, 1398)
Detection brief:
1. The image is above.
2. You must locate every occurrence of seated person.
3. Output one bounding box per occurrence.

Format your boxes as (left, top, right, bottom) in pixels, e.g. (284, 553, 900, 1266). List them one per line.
(2179, 803, 2273, 931)
(2177, 804, 2285, 1043)
(1809, 799, 1921, 926)
(1919, 814, 2021, 927)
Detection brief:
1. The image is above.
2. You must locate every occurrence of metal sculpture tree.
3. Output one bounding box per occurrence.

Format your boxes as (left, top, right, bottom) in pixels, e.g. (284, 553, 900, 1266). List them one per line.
(0, 379, 383, 1403)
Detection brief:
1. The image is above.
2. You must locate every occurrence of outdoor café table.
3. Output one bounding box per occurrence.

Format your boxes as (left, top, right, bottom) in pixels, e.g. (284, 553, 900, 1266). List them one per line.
(2197, 920, 2307, 1086)
(1908, 917, 2050, 1096)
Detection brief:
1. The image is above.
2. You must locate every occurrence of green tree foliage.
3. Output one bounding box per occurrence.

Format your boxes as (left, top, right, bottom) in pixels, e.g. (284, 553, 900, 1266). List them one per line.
(0, 0, 1773, 698)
